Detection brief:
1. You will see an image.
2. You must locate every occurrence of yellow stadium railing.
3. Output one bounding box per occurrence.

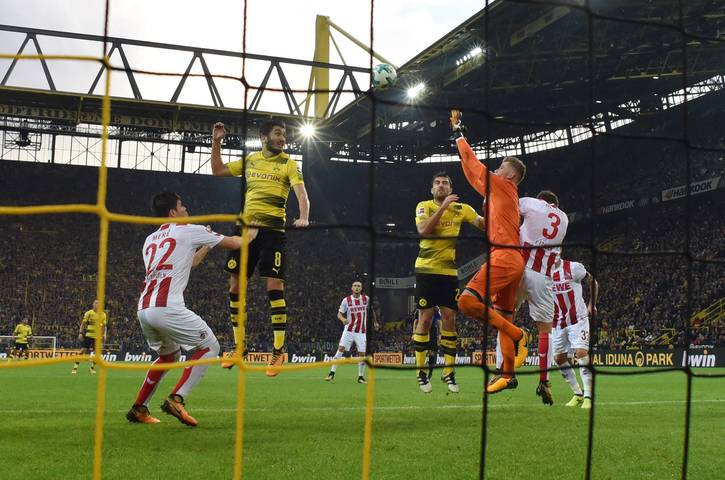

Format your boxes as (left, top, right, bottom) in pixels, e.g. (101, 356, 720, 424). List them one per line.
(0, 53, 376, 480)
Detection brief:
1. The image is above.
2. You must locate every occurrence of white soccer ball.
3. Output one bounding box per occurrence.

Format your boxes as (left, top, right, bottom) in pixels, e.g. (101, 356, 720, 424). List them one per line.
(371, 63, 397, 90)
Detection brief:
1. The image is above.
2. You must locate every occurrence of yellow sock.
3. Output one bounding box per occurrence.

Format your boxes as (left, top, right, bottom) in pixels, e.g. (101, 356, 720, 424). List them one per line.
(230, 292, 240, 346)
(413, 333, 430, 376)
(440, 330, 457, 377)
(269, 290, 286, 351)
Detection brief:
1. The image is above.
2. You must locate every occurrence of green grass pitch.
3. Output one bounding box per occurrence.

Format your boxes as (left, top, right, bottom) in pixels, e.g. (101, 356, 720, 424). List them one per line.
(1, 363, 723, 479)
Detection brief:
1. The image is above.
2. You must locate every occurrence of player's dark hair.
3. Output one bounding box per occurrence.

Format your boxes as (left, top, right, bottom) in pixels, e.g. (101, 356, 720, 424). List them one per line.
(537, 190, 559, 207)
(431, 171, 452, 187)
(259, 119, 286, 137)
(151, 191, 180, 217)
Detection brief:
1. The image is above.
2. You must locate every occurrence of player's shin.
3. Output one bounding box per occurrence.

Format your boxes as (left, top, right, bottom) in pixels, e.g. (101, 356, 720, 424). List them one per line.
(172, 340, 220, 398)
(413, 333, 430, 376)
(269, 290, 287, 351)
(559, 359, 583, 396)
(440, 330, 457, 377)
(577, 355, 592, 398)
(494, 332, 503, 371)
(538, 332, 550, 381)
(229, 292, 241, 346)
(330, 349, 343, 373)
(135, 351, 179, 406)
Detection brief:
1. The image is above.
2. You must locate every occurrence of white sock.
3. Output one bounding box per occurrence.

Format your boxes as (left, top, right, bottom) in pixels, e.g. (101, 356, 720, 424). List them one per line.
(175, 340, 219, 398)
(495, 332, 503, 371)
(559, 361, 583, 396)
(330, 350, 343, 373)
(358, 357, 365, 378)
(577, 355, 593, 398)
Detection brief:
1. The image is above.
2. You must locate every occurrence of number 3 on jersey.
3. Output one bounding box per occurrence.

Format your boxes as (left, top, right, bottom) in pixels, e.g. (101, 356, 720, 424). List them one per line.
(542, 213, 561, 240)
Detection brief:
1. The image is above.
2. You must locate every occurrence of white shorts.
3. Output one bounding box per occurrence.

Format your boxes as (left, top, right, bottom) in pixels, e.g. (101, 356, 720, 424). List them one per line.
(522, 268, 554, 324)
(552, 317, 590, 355)
(338, 329, 366, 353)
(137, 307, 217, 356)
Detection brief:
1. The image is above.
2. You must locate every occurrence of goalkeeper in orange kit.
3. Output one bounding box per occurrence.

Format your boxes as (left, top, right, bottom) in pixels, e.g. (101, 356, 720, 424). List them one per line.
(450, 110, 530, 393)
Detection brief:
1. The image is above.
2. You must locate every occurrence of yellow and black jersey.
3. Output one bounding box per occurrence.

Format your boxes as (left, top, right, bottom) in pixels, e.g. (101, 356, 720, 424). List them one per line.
(414, 200, 478, 276)
(13, 324, 32, 344)
(226, 151, 304, 230)
(82, 309, 107, 339)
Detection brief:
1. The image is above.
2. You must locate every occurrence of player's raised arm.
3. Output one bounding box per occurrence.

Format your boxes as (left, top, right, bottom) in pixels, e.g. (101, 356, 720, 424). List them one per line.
(450, 110, 490, 196)
(210, 122, 234, 177)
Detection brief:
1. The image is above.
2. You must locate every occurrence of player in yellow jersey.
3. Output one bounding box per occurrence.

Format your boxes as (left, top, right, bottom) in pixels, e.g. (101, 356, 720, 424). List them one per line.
(211, 120, 310, 376)
(72, 299, 107, 374)
(413, 172, 484, 393)
(12, 318, 33, 359)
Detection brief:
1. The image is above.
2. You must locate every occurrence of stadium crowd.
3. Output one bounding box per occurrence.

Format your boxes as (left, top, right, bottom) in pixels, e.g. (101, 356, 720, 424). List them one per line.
(1, 120, 723, 356)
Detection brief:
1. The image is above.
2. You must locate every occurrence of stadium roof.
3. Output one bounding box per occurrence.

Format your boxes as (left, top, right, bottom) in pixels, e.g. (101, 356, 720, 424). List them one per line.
(324, 0, 725, 160)
(1, 0, 724, 165)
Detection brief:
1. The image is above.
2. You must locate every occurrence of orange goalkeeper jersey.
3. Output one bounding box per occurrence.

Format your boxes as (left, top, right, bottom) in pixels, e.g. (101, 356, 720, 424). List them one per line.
(456, 138, 521, 255)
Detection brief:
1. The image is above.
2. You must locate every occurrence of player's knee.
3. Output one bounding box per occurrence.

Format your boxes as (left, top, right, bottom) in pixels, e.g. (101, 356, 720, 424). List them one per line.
(576, 354, 589, 366)
(457, 294, 479, 317)
(536, 321, 552, 333)
(229, 275, 239, 292)
(206, 338, 221, 357)
(160, 350, 181, 362)
(554, 354, 567, 365)
(267, 278, 284, 291)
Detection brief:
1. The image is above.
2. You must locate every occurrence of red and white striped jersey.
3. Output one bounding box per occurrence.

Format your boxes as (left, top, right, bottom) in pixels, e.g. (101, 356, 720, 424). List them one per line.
(339, 294, 369, 334)
(519, 197, 569, 277)
(551, 260, 588, 328)
(138, 223, 223, 310)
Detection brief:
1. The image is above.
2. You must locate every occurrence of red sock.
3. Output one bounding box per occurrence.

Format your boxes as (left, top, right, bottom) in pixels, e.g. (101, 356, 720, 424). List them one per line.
(134, 352, 176, 406)
(538, 332, 550, 381)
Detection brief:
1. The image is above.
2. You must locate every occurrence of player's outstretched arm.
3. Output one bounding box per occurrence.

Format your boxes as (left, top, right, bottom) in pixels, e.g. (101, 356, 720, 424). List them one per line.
(210, 122, 234, 177)
(217, 229, 258, 250)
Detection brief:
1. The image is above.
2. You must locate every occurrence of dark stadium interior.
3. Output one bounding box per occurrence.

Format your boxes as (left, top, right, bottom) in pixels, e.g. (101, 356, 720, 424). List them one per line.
(1, 0, 723, 358)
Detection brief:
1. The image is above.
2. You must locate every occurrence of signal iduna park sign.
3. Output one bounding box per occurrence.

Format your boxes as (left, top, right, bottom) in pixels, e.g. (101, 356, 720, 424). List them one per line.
(1, 348, 721, 367)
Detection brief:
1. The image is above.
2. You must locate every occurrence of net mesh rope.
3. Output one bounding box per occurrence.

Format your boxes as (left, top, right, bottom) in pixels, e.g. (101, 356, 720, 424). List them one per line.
(0, 0, 723, 479)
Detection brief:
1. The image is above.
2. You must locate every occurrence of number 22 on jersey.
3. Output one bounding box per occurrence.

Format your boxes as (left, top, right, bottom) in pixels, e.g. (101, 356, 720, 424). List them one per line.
(140, 238, 177, 308)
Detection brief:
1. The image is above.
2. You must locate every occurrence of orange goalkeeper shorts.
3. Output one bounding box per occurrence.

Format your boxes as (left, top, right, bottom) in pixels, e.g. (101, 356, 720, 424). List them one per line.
(465, 249, 524, 314)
